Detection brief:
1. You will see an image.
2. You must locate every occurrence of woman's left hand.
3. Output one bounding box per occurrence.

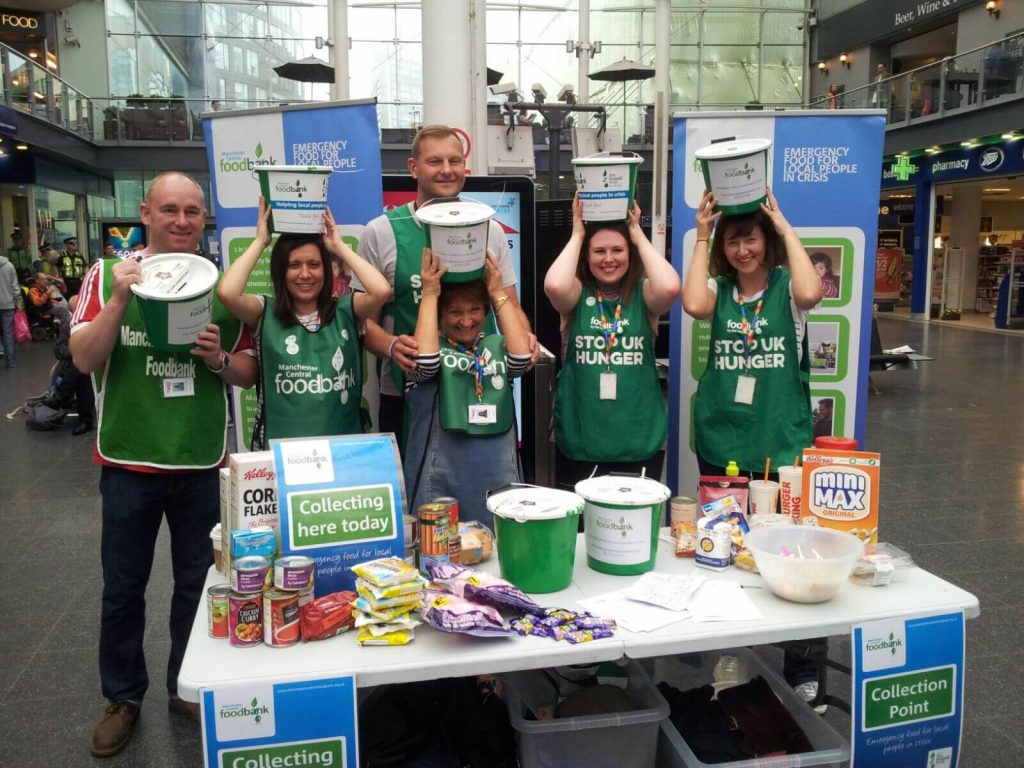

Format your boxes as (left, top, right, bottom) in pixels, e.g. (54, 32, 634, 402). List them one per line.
(484, 253, 505, 301)
(191, 324, 225, 369)
(760, 188, 792, 234)
(627, 200, 643, 239)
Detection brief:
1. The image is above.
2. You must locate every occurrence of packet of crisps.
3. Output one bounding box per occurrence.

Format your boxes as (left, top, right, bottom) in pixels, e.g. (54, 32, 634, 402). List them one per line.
(425, 560, 542, 615)
(357, 625, 415, 646)
(420, 591, 514, 637)
(351, 556, 421, 588)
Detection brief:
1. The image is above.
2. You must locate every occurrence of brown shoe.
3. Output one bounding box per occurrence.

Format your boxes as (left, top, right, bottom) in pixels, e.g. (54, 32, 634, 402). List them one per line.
(90, 702, 139, 757)
(168, 694, 200, 721)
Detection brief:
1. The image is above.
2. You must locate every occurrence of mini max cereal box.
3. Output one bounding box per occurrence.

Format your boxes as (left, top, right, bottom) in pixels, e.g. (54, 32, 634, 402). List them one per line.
(800, 448, 880, 543)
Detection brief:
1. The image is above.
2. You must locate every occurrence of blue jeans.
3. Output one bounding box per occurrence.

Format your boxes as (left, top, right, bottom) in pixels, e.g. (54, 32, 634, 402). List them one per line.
(99, 466, 219, 703)
(0, 309, 14, 365)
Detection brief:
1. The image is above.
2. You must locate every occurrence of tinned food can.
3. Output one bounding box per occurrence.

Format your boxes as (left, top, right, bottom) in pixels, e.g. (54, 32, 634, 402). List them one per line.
(228, 591, 263, 647)
(231, 555, 271, 594)
(418, 502, 450, 574)
(274, 555, 314, 591)
(207, 584, 231, 639)
(434, 496, 461, 564)
(263, 588, 301, 647)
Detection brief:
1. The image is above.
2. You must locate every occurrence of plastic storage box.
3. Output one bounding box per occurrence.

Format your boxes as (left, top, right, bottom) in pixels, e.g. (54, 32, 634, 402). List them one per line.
(506, 658, 669, 768)
(649, 648, 850, 768)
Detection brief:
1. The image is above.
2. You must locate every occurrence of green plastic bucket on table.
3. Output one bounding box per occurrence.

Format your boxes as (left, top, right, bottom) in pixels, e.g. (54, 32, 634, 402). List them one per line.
(571, 151, 643, 222)
(254, 164, 332, 233)
(694, 137, 772, 215)
(576, 474, 671, 576)
(487, 485, 584, 593)
(414, 199, 495, 283)
(130, 253, 219, 351)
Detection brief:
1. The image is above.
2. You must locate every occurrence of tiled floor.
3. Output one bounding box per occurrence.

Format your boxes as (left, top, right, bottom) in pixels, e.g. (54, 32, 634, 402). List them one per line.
(0, 314, 1020, 767)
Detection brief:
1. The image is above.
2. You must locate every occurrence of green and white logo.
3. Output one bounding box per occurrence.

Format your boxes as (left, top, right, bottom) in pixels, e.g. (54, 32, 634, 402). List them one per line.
(219, 696, 270, 725)
(862, 666, 956, 731)
(288, 484, 395, 548)
(219, 737, 345, 768)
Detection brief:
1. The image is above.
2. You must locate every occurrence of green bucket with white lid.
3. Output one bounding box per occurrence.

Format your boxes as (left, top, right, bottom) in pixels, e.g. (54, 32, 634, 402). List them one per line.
(254, 164, 332, 233)
(130, 252, 219, 351)
(487, 484, 584, 593)
(415, 199, 495, 283)
(575, 474, 671, 575)
(571, 151, 643, 222)
(695, 137, 772, 215)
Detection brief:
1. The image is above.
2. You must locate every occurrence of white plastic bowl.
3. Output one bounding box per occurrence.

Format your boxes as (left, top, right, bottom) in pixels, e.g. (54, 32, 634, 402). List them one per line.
(746, 526, 865, 603)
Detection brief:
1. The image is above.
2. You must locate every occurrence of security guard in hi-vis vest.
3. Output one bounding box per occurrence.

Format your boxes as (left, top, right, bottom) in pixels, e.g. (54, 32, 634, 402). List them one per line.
(60, 237, 88, 296)
(404, 251, 532, 529)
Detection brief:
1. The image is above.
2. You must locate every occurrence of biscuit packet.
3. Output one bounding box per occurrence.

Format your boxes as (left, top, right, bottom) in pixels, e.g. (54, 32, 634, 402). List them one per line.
(699, 475, 749, 516)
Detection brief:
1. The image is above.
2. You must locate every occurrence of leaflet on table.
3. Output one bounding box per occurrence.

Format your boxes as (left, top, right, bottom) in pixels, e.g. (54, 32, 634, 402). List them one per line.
(201, 675, 357, 768)
(851, 612, 964, 768)
(800, 448, 880, 543)
(273, 435, 407, 595)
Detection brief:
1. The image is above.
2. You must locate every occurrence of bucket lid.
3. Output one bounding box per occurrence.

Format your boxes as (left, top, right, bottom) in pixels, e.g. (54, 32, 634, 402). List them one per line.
(131, 253, 218, 301)
(253, 164, 332, 174)
(487, 486, 584, 522)
(571, 151, 644, 166)
(414, 200, 495, 228)
(575, 475, 671, 505)
(694, 137, 772, 161)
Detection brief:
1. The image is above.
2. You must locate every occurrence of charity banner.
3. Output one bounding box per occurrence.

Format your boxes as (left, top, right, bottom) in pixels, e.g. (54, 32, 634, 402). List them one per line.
(203, 100, 383, 449)
(272, 434, 406, 595)
(669, 111, 885, 493)
(201, 675, 357, 768)
(851, 612, 965, 768)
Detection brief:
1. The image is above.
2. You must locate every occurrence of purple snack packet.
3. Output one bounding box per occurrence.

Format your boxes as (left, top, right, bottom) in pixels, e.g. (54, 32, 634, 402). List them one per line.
(426, 560, 543, 615)
(420, 591, 514, 637)
(573, 615, 617, 631)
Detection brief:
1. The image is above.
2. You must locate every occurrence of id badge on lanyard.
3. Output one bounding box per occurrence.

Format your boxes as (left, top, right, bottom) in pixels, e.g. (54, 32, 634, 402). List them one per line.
(735, 289, 764, 405)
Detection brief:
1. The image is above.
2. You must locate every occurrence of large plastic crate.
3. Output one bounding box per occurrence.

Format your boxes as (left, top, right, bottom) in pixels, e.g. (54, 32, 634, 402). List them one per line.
(650, 648, 850, 768)
(506, 659, 670, 768)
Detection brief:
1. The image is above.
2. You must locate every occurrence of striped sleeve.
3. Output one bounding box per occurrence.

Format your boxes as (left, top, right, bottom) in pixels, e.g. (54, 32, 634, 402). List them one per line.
(507, 351, 532, 379)
(406, 351, 441, 386)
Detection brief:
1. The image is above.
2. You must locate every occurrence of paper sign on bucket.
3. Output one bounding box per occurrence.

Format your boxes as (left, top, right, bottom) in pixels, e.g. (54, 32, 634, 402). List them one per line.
(571, 152, 643, 222)
(695, 138, 772, 215)
(130, 253, 219, 351)
(575, 475, 670, 576)
(254, 164, 332, 233)
(415, 200, 495, 283)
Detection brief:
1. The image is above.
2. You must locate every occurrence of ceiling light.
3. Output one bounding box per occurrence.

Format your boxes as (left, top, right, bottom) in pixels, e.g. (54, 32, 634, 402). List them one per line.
(983, 188, 1010, 193)
(15, 144, 27, 150)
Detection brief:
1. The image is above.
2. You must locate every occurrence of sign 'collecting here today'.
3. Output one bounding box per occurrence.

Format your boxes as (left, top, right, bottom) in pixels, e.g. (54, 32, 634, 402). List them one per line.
(273, 435, 406, 595)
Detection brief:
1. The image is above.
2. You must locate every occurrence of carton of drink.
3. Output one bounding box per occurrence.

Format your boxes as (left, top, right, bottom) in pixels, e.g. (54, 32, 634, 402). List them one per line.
(800, 448, 880, 543)
(225, 451, 280, 571)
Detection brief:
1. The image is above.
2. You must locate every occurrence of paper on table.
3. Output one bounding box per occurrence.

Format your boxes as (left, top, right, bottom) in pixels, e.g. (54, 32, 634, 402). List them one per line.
(625, 572, 706, 612)
(577, 588, 690, 633)
(883, 344, 915, 354)
(688, 581, 763, 622)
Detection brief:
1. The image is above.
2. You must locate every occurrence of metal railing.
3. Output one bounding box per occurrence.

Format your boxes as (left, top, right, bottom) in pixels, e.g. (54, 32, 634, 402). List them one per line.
(1, 43, 93, 138)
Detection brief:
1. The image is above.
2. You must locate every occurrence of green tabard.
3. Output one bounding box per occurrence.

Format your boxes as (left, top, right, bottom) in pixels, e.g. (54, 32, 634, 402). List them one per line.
(386, 204, 425, 391)
(438, 334, 513, 435)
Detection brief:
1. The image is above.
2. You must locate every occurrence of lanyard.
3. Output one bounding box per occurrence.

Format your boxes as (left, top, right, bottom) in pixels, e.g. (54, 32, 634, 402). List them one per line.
(596, 291, 623, 351)
(447, 335, 485, 400)
(737, 291, 764, 357)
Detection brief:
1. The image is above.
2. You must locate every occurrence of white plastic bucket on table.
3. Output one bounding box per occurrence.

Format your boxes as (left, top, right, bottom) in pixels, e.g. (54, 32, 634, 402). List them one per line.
(695, 137, 772, 215)
(415, 200, 495, 283)
(254, 164, 332, 233)
(571, 152, 644, 222)
(130, 253, 219, 351)
(575, 475, 671, 576)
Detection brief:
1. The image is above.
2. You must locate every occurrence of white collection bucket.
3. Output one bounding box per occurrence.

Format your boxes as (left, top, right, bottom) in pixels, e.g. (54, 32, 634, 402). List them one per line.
(571, 152, 643, 222)
(695, 137, 772, 215)
(575, 474, 671, 575)
(254, 164, 332, 233)
(415, 200, 495, 283)
(130, 253, 219, 351)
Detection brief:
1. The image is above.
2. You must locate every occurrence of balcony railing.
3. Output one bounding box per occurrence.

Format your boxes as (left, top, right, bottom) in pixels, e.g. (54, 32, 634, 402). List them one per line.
(1, 43, 93, 138)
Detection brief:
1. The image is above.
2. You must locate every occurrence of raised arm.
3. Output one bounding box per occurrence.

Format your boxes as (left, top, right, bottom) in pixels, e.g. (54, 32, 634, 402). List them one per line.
(761, 188, 822, 310)
(413, 248, 444, 356)
(543, 192, 585, 317)
(630, 201, 680, 318)
(217, 198, 271, 328)
(682, 190, 720, 320)
(486, 254, 529, 356)
(323, 208, 392, 323)
(70, 259, 140, 374)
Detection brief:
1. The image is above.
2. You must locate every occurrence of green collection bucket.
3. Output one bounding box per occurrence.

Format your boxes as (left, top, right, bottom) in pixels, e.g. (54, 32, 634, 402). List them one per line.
(130, 253, 219, 351)
(571, 151, 643, 222)
(487, 485, 584, 593)
(576, 474, 671, 576)
(694, 137, 772, 215)
(254, 164, 332, 233)
(414, 200, 495, 283)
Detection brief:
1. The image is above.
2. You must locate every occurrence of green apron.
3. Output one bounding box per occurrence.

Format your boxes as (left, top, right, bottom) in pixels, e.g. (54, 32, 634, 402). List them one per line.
(438, 334, 513, 435)
(386, 204, 425, 391)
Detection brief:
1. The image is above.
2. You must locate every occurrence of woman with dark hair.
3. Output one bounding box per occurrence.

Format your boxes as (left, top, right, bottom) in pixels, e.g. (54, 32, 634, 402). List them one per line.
(545, 196, 680, 489)
(218, 198, 391, 449)
(404, 250, 531, 528)
(682, 187, 822, 478)
(810, 251, 839, 298)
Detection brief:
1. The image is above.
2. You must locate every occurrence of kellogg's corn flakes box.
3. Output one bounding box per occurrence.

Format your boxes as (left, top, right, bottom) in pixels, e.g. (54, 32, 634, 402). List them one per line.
(800, 448, 880, 543)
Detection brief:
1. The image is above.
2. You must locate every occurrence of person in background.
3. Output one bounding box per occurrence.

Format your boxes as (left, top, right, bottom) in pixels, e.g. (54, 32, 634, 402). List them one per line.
(35, 245, 66, 288)
(810, 252, 839, 298)
(27, 273, 72, 328)
(682, 187, 825, 709)
(70, 172, 258, 758)
(404, 251, 531, 529)
(8, 230, 32, 280)
(545, 195, 680, 489)
(826, 84, 839, 110)
(217, 198, 391, 449)
(0, 248, 20, 368)
(60, 237, 88, 297)
(354, 124, 535, 445)
(871, 62, 891, 110)
(103, 243, 116, 258)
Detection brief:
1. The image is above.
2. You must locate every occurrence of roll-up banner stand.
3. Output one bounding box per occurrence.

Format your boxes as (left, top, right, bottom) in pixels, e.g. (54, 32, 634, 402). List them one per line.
(202, 100, 384, 450)
(669, 111, 885, 493)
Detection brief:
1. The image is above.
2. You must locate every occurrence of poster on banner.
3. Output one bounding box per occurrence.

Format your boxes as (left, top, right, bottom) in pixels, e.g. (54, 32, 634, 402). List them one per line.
(201, 675, 357, 768)
(202, 101, 383, 447)
(875, 248, 903, 300)
(851, 612, 964, 768)
(669, 111, 885, 493)
(272, 434, 406, 595)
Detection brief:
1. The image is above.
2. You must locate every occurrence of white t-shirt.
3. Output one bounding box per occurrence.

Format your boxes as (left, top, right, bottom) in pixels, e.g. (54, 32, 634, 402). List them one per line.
(708, 277, 811, 363)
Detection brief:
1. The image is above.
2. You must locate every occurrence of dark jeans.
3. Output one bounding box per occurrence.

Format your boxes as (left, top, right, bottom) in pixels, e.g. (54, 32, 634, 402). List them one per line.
(0, 308, 14, 365)
(99, 466, 218, 703)
(379, 392, 405, 448)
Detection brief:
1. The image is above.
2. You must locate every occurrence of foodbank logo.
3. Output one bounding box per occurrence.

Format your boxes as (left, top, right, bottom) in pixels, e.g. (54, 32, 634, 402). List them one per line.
(866, 632, 903, 655)
(274, 178, 310, 195)
(724, 162, 756, 180)
(219, 142, 278, 174)
(220, 696, 271, 723)
(446, 231, 477, 251)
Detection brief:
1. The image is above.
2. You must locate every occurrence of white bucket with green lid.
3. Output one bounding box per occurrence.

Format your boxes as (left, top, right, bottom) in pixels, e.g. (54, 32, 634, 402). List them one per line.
(487, 484, 584, 593)
(130, 253, 219, 351)
(576, 474, 671, 575)
(415, 200, 495, 283)
(695, 137, 772, 215)
(254, 164, 332, 233)
(571, 151, 643, 222)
